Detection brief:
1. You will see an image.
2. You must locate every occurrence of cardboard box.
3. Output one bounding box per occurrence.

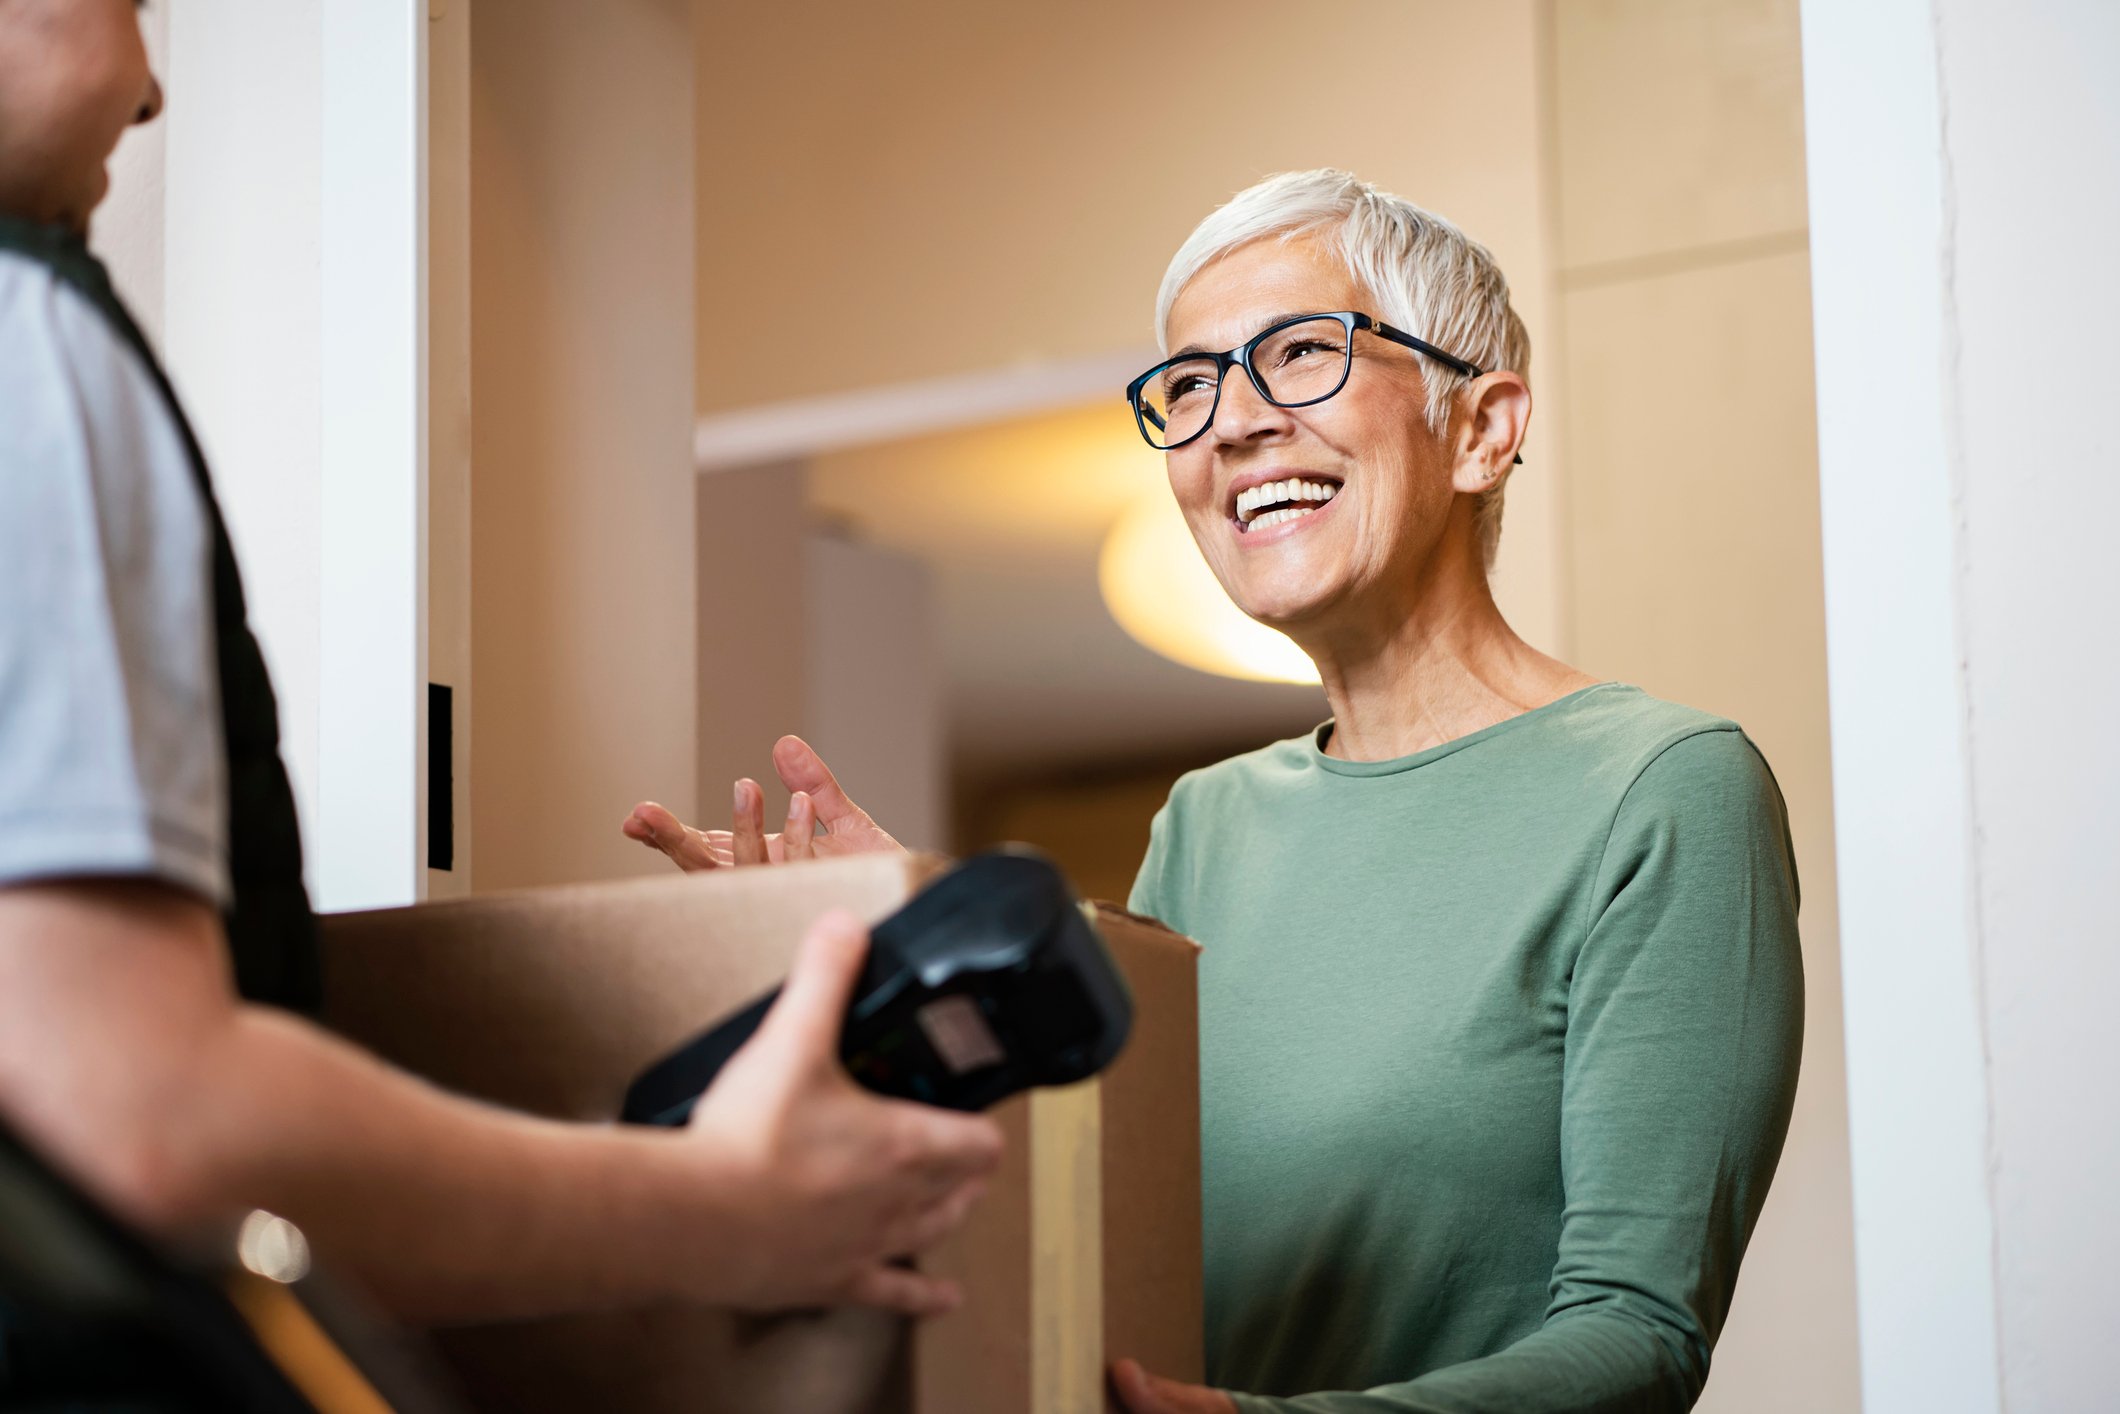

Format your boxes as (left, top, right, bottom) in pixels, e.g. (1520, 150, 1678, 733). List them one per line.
(316, 852, 1202, 1413)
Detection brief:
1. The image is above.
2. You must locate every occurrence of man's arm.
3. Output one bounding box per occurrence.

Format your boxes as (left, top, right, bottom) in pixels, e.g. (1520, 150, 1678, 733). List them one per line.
(0, 879, 1000, 1324)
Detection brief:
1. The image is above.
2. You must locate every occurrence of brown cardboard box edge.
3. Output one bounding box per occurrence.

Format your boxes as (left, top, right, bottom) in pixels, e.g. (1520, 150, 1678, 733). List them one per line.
(316, 855, 1201, 1413)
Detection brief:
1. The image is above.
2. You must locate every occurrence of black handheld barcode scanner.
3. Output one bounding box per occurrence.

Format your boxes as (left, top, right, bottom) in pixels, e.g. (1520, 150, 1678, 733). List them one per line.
(621, 848, 1133, 1124)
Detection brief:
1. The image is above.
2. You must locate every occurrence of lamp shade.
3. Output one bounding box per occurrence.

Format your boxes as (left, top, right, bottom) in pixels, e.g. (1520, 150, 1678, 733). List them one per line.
(1097, 490, 1320, 686)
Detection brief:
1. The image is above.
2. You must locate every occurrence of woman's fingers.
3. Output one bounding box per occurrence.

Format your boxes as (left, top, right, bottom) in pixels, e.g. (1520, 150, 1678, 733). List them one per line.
(622, 802, 719, 872)
(772, 735, 871, 832)
(783, 791, 816, 861)
(1107, 1360, 1238, 1414)
(731, 780, 770, 866)
(632, 772, 851, 874)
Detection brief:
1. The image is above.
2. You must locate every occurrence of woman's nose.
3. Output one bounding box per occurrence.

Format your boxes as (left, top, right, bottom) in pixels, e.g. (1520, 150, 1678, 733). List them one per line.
(1208, 363, 1296, 446)
(136, 74, 165, 127)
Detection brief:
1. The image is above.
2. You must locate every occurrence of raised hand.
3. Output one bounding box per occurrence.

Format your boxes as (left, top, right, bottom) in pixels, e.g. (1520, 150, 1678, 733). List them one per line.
(623, 735, 905, 871)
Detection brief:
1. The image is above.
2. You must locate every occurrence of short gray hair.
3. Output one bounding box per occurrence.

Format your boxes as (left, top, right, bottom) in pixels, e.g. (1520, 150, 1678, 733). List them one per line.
(1156, 169, 1530, 569)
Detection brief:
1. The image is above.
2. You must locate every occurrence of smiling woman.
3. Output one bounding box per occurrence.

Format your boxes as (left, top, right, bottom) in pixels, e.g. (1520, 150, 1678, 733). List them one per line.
(1110, 170, 1803, 1414)
(627, 169, 1805, 1414)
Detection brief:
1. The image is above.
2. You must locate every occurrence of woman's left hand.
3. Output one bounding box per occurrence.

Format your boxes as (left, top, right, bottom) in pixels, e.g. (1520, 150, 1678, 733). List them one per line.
(1110, 1358, 1240, 1414)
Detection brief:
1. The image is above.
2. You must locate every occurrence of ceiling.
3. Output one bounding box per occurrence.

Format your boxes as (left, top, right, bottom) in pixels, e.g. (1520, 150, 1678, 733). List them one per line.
(807, 403, 1328, 785)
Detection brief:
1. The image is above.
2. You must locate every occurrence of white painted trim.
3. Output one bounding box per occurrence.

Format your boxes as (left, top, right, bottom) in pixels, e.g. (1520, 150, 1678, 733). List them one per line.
(164, 1, 329, 893)
(1800, 2, 2003, 1410)
(694, 348, 1157, 471)
(316, 0, 428, 910)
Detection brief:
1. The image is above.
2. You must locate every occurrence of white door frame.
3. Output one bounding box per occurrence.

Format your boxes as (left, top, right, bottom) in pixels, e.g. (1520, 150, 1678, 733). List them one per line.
(164, 0, 429, 912)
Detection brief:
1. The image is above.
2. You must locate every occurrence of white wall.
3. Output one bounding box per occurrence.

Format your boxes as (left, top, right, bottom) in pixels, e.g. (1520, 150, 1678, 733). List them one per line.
(314, 0, 427, 909)
(90, 0, 166, 339)
(1944, 7, 2120, 1405)
(1804, 1, 2120, 1410)
(151, 0, 429, 912)
(162, 0, 324, 875)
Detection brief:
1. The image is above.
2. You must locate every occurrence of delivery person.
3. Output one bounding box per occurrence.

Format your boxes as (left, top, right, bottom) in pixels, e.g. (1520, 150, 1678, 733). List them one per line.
(0, 0, 1002, 1387)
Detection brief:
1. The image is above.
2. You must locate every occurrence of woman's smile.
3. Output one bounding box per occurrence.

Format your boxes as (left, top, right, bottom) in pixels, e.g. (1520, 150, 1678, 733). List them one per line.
(1222, 465, 1346, 542)
(1228, 478, 1344, 546)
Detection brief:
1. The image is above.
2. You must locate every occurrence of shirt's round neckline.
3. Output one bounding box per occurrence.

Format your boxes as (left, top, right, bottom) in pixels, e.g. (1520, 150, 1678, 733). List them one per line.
(1309, 681, 1630, 777)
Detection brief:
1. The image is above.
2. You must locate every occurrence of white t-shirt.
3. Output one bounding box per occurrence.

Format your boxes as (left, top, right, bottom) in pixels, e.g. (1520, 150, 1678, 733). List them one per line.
(0, 248, 231, 905)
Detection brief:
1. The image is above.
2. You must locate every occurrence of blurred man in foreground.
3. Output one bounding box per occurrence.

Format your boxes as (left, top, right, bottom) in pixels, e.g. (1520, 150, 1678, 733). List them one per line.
(0, 0, 1001, 1392)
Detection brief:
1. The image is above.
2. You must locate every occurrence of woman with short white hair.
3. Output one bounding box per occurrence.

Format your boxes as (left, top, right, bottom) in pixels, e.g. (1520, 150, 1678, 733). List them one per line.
(630, 169, 1804, 1414)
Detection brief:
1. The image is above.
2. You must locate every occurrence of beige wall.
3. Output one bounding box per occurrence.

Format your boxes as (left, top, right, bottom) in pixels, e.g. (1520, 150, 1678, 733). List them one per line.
(1548, 2, 1859, 1409)
(697, 0, 1551, 409)
(963, 765, 1199, 909)
(699, 0, 1565, 653)
(469, 0, 698, 891)
(695, 463, 808, 827)
(807, 534, 949, 853)
(692, 470, 950, 853)
(428, 0, 472, 897)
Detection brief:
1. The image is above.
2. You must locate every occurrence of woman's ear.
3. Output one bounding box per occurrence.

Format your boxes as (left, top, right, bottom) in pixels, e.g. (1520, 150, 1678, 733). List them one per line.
(1450, 372, 1530, 495)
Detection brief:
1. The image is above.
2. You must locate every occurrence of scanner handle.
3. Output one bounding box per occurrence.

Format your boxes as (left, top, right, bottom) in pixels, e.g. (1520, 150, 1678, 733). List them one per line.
(622, 989, 777, 1126)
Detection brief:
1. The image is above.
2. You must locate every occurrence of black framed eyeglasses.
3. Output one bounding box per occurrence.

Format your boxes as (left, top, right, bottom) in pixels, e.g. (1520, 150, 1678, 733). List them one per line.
(1124, 311, 1517, 462)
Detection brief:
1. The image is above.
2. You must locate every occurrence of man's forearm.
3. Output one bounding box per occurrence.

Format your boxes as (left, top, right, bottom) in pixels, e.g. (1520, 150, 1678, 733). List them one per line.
(0, 883, 717, 1324)
(2, 882, 999, 1328)
(173, 1002, 717, 1323)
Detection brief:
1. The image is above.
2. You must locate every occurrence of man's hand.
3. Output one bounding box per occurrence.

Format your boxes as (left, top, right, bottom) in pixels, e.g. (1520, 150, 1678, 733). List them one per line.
(1110, 1359, 1241, 1414)
(680, 908, 1002, 1315)
(623, 735, 904, 871)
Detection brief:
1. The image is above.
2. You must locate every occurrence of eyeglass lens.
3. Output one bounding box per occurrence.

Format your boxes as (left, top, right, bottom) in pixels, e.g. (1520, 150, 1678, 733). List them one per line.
(1136, 316, 1353, 450)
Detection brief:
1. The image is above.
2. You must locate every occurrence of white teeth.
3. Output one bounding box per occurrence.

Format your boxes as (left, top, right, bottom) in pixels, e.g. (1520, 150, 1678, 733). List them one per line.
(1245, 505, 1316, 532)
(1235, 478, 1341, 524)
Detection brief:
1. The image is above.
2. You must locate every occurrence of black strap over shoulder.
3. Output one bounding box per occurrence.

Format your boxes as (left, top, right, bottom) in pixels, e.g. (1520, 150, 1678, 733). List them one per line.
(0, 217, 322, 1013)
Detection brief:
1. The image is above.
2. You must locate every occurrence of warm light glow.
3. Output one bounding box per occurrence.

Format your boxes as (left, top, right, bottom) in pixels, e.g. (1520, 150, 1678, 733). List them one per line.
(236, 1210, 312, 1285)
(1098, 491, 1321, 685)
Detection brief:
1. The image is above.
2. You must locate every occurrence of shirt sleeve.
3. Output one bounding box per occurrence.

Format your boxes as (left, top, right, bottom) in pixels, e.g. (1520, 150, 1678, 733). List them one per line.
(1128, 803, 1172, 922)
(1128, 772, 1196, 928)
(1229, 729, 1805, 1414)
(0, 253, 230, 905)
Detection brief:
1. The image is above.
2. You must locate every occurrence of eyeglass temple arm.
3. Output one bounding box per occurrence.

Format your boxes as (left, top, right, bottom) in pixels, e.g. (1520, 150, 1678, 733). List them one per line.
(1367, 318, 1524, 466)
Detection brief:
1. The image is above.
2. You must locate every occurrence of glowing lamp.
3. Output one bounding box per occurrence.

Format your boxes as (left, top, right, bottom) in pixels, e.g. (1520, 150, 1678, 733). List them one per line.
(1097, 490, 1321, 686)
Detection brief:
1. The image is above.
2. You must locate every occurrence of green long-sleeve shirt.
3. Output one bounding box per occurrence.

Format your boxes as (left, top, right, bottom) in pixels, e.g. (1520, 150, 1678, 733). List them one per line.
(1128, 683, 1803, 1413)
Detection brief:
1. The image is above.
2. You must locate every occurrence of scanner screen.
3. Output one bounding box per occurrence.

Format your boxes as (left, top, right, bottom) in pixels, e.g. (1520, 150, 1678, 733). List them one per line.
(917, 994, 1008, 1075)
